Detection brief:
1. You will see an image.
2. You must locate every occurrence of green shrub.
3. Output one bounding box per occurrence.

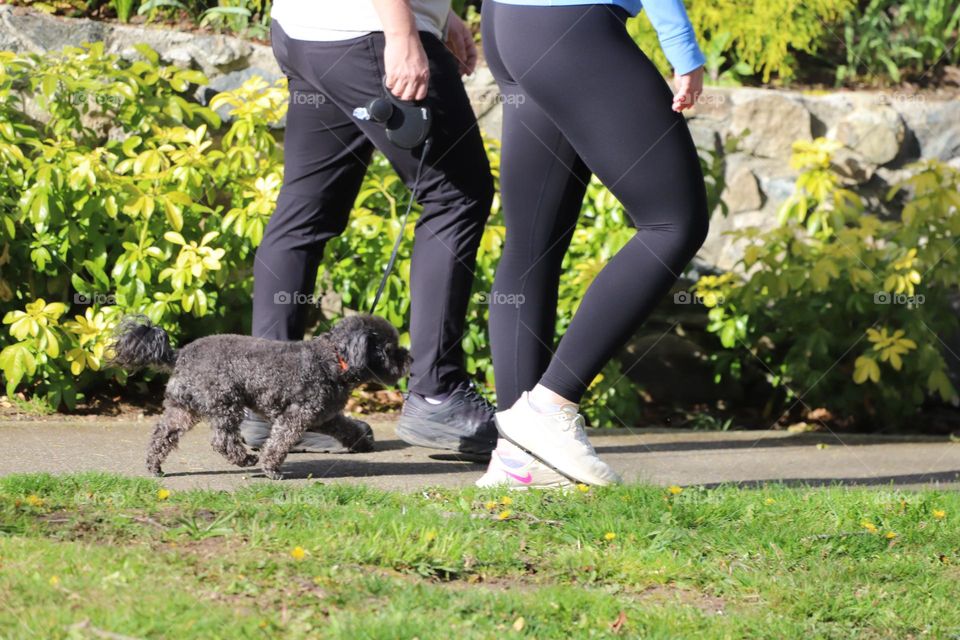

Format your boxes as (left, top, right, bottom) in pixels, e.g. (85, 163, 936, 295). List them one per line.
(629, 0, 959, 86)
(628, 0, 855, 82)
(112, 0, 136, 22)
(695, 138, 960, 426)
(836, 0, 960, 84)
(0, 43, 280, 408)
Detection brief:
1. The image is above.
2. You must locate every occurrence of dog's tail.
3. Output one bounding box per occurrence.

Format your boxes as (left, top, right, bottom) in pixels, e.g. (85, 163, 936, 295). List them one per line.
(106, 315, 177, 372)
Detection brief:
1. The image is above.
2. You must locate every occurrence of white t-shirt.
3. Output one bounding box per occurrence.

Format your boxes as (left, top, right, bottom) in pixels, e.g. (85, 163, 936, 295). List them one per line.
(271, 0, 451, 41)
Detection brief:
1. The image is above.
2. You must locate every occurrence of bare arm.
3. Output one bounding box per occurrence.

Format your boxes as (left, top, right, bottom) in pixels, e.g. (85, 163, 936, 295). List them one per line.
(372, 0, 430, 101)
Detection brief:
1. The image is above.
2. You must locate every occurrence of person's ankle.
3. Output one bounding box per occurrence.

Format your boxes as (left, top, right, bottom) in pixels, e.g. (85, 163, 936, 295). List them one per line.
(527, 384, 578, 414)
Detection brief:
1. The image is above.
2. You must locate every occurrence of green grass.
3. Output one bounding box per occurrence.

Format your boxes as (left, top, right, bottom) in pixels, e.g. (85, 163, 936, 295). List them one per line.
(1, 474, 958, 639)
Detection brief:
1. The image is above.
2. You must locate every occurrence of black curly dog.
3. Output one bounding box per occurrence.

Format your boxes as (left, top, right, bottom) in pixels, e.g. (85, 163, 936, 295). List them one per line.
(108, 314, 410, 480)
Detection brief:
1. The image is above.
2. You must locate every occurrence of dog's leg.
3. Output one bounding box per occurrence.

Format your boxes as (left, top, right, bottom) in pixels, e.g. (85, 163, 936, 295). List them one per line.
(313, 414, 375, 453)
(209, 410, 259, 469)
(146, 402, 199, 477)
(258, 412, 312, 480)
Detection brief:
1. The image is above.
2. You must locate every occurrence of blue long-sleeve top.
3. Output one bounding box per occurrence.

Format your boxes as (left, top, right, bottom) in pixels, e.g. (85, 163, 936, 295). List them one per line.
(491, 0, 706, 75)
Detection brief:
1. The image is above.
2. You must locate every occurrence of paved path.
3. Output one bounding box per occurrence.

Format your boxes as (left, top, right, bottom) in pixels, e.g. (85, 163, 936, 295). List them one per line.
(2, 415, 958, 491)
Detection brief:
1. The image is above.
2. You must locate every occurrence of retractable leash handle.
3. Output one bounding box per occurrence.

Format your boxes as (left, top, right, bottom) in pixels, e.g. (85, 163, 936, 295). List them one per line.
(354, 82, 433, 314)
(353, 78, 433, 150)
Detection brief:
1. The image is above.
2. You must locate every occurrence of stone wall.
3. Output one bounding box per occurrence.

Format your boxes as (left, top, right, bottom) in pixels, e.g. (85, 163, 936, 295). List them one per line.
(4, 4, 960, 272)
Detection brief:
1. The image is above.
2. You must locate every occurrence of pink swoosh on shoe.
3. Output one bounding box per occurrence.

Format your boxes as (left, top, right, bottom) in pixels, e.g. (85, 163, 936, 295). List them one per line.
(503, 469, 532, 484)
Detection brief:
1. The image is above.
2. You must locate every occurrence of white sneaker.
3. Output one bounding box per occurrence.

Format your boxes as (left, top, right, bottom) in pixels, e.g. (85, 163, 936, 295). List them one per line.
(475, 439, 574, 490)
(494, 393, 622, 487)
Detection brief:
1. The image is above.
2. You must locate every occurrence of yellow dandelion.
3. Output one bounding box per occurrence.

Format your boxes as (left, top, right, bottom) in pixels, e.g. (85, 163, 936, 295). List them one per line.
(49, 576, 60, 587)
(604, 532, 616, 541)
(500, 496, 513, 506)
(885, 531, 897, 539)
(933, 509, 946, 520)
(157, 489, 171, 501)
(26, 495, 44, 507)
(424, 530, 437, 542)
(484, 500, 497, 510)
(290, 546, 306, 561)
(668, 485, 683, 495)
(861, 521, 878, 533)
(577, 484, 590, 493)
(764, 498, 776, 505)
(497, 510, 512, 520)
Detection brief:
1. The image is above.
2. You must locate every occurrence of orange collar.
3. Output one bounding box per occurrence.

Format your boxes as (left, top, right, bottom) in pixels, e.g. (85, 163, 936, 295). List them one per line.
(337, 353, 349, 372)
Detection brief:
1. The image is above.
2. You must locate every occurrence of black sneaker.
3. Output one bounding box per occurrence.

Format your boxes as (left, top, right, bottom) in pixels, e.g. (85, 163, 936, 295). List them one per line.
(239, 410, 363, 453)
(396, 385, 498, 455)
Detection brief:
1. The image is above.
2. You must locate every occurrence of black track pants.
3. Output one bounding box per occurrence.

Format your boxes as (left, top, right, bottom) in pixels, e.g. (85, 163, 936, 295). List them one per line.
(482, 2, 709, 407)
(255, 22, 493, 397)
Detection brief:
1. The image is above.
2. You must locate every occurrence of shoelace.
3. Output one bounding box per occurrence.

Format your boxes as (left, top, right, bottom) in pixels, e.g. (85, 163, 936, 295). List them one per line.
(556, 406, 596, 453)
(461, 384, 495, 417)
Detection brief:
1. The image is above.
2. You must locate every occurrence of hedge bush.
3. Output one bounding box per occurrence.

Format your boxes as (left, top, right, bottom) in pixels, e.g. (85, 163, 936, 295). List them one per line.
(628, 0, 958, 86)
(695, 138, 960, 426)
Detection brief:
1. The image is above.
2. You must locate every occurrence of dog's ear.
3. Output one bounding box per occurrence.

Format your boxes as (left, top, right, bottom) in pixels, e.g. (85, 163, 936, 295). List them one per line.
(342, 330, 370, 372)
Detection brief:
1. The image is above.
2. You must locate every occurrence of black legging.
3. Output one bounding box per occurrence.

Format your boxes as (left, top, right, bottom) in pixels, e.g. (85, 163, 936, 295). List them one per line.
(483, 2, 709, 407)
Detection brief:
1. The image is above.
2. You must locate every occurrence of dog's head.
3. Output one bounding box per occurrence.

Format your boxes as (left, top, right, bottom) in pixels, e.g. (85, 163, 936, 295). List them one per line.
(326, 314, 410, 385)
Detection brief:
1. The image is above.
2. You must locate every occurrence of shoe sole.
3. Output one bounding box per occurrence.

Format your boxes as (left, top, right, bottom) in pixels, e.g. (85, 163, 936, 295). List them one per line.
(495, 414, 618, 487)
(396, 417, 495, 455)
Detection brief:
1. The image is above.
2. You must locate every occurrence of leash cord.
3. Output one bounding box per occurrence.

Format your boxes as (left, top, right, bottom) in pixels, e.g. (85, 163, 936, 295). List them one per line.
(369, 137, 433, 314)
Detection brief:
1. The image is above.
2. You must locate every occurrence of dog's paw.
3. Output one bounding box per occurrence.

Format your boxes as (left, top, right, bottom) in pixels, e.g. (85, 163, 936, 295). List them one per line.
(346, 418, 375, 453)
(262, 468, 284, 481)
(237, 454, 259, 468)
(148, 467, 164, 478)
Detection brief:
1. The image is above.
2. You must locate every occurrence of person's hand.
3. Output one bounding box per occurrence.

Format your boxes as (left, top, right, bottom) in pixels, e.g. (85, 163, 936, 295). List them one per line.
(445, 10, 478, 76)
(384, 33, 430, 101)
(672, 65, 704, 112)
